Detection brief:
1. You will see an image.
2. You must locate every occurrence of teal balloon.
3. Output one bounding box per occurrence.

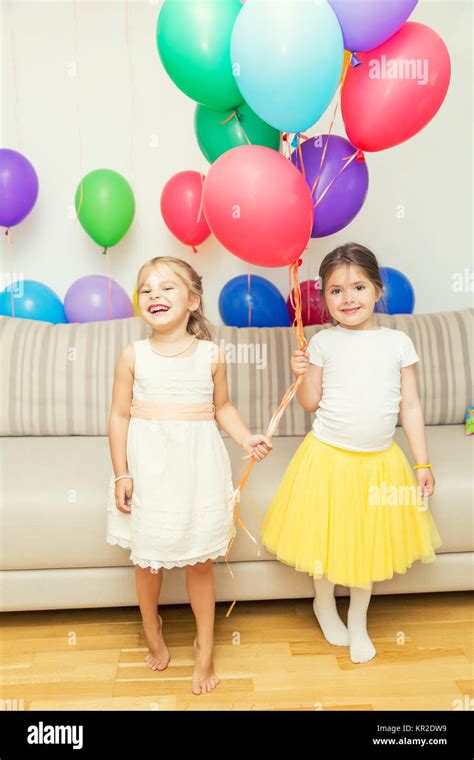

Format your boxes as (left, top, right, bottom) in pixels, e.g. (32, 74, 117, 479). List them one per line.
(231, 1, 344, 132)
(157, 0, 243, 111)
(195, 102, 280, 163)
(0, 280, 67, 323)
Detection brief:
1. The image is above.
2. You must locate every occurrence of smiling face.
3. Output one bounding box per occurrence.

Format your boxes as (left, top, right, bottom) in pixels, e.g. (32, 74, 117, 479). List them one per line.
(324, 263, 382, 329)
(136, 263, 200, 332)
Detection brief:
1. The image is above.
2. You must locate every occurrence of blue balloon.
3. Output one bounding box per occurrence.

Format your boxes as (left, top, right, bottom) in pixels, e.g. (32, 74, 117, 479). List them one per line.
(231, 1, 344, 133)
(0, 279, 67, 323)
(375, 267, 415, 314)
(219, 275, 290, 327)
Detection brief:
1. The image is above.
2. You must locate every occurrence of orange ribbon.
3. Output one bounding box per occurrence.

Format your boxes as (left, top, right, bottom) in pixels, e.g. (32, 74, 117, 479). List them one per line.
(224, 259, 307, 617)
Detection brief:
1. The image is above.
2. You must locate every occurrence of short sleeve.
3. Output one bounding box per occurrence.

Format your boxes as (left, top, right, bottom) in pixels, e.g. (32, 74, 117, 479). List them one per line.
(399, 332, 420, 367)
(308, 332, 324, 367)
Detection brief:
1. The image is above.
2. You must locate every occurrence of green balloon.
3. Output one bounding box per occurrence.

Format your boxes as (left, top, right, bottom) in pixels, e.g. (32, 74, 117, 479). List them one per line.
(156, 0, 243, 111)
(75, 169, 135, 248)
(195, 102, 281, 163)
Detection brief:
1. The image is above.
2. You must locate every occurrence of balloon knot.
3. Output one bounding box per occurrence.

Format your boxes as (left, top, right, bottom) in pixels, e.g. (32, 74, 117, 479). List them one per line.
(282, 133, 288, 142)
(291, 133, 300, 149)
(102, 247, 108, 255)
(297, 258, 303, 267)
(191, 245, 198, 254)
(350, 52, 361, 67)
(356, 149, 365, 162)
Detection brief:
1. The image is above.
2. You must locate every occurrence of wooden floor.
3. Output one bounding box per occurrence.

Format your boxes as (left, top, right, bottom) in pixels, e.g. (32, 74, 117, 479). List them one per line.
(1, 591, 472, 711)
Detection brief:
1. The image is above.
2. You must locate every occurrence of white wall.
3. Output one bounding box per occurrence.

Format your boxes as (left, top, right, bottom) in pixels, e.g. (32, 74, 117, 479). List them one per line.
(1, 0, 472, 322)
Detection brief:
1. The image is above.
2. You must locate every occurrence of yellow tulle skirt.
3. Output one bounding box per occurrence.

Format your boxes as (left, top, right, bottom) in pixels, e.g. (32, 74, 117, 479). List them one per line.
(260, 432, 443, 589)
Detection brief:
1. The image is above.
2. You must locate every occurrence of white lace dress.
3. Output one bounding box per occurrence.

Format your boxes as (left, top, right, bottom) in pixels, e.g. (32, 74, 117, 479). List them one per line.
(106, 338, 236, 570)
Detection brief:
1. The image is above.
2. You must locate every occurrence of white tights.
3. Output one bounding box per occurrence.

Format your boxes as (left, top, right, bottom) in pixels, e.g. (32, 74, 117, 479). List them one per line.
(313, 577, 376, 663)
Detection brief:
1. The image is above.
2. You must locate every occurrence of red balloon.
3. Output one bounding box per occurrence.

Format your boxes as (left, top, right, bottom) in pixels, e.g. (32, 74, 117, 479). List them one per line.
(287, 279, 331, 326)
(341, 22, 451, 152)
(202, 145, 313, 267)
(160, 171, 211, 250)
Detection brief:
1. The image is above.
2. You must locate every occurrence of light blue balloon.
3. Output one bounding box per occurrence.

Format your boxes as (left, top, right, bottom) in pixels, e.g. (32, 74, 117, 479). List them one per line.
(0, 279, 67, 323)
(231, 0, 344, 133)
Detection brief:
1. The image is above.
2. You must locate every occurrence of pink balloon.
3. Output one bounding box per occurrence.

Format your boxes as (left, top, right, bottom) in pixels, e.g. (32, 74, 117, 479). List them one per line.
(202, 145, 313, 267)
(342, 22, 451, 152)
(160, 170, 211, 251)
(287, 279, 331, 326)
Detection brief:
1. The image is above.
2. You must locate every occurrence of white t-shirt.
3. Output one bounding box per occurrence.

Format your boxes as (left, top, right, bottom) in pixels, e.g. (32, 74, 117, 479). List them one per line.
(307, 325, 420, 452)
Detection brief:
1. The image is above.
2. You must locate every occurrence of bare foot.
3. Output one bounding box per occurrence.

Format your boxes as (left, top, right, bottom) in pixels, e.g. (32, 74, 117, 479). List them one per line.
(192, 637, 219, 695)
(144, 614, 170, 671)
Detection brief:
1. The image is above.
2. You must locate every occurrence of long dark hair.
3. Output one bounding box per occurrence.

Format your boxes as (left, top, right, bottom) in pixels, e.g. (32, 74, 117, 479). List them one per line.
(318, 242, 387, 325)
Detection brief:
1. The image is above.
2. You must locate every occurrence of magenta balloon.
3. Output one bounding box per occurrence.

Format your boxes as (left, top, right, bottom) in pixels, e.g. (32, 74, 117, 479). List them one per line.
(287, 279, 331, 326)
(64, 275, 134, 323)
(0, 149, 39, 227)
(291, 135, 369, 237)
(328, 0, 418, 52)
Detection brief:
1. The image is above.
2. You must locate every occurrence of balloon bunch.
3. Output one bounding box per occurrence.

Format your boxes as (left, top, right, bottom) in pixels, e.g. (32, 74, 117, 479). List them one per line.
(156, 0, 450, 280)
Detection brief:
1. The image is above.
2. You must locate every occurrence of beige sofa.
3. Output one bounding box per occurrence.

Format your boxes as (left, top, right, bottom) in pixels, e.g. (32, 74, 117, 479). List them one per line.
(0, 308, 472, 611)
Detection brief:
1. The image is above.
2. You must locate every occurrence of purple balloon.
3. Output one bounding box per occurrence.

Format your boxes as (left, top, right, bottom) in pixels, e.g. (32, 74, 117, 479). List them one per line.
(291, 135, 369, 238)
(328, 0, 418, 53)
(64, 275, 134, 323)
(0, 149, 39, 227)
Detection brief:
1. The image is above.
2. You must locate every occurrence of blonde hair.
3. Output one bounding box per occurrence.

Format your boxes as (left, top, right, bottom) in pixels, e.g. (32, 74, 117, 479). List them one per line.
(135, 256, 213, 340)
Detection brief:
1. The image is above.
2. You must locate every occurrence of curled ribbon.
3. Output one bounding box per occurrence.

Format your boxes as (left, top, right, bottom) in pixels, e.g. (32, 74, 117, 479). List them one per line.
(223, 259, 307, 617)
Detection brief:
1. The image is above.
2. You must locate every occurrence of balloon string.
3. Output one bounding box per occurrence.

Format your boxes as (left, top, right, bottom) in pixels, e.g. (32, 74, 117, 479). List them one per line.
(5, 0, 22, 152)
(310, 55, 351, 198)
(247, 267, 251, 327)
(296, 133, 306, 181)
(196, 171, 205, 225)
(313, 149, 359, 209)
(105, 248, 112, 320)
(307, 256, 311, 325)
(124, 0, 135, 187)
(224, 259, 307, 618)
(5, 227, 15, 318)
(72, 0, 85, 219)
(219, 111, 252, 146)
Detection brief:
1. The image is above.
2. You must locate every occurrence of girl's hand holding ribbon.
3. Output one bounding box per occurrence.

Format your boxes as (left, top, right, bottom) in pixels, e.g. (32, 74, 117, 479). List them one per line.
(291, 349, 310, 377)
(242, 434, 273, 462)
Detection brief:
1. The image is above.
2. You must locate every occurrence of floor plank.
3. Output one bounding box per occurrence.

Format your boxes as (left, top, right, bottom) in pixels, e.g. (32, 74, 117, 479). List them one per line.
(1, 591, 472, 710)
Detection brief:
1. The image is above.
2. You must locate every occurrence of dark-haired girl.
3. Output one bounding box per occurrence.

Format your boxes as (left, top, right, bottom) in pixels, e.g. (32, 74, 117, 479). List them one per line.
(261, 243, 442, 664)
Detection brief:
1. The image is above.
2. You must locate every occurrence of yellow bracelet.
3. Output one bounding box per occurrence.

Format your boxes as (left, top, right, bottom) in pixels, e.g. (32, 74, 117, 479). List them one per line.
(413, 463, 432, 469)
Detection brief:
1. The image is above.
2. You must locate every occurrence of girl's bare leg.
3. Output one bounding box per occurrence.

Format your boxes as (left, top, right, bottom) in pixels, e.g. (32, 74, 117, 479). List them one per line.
(186, 559, 219, 694)
(134, 566, 170, 671)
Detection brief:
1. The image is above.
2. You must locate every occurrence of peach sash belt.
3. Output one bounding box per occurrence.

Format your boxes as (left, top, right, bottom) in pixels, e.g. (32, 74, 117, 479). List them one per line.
(130, 399, 215, 421)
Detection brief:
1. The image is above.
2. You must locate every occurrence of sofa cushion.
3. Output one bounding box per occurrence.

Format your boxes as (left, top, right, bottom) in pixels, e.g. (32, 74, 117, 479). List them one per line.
(0, 308, 472, 436)
(0, 425, 471, 570)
